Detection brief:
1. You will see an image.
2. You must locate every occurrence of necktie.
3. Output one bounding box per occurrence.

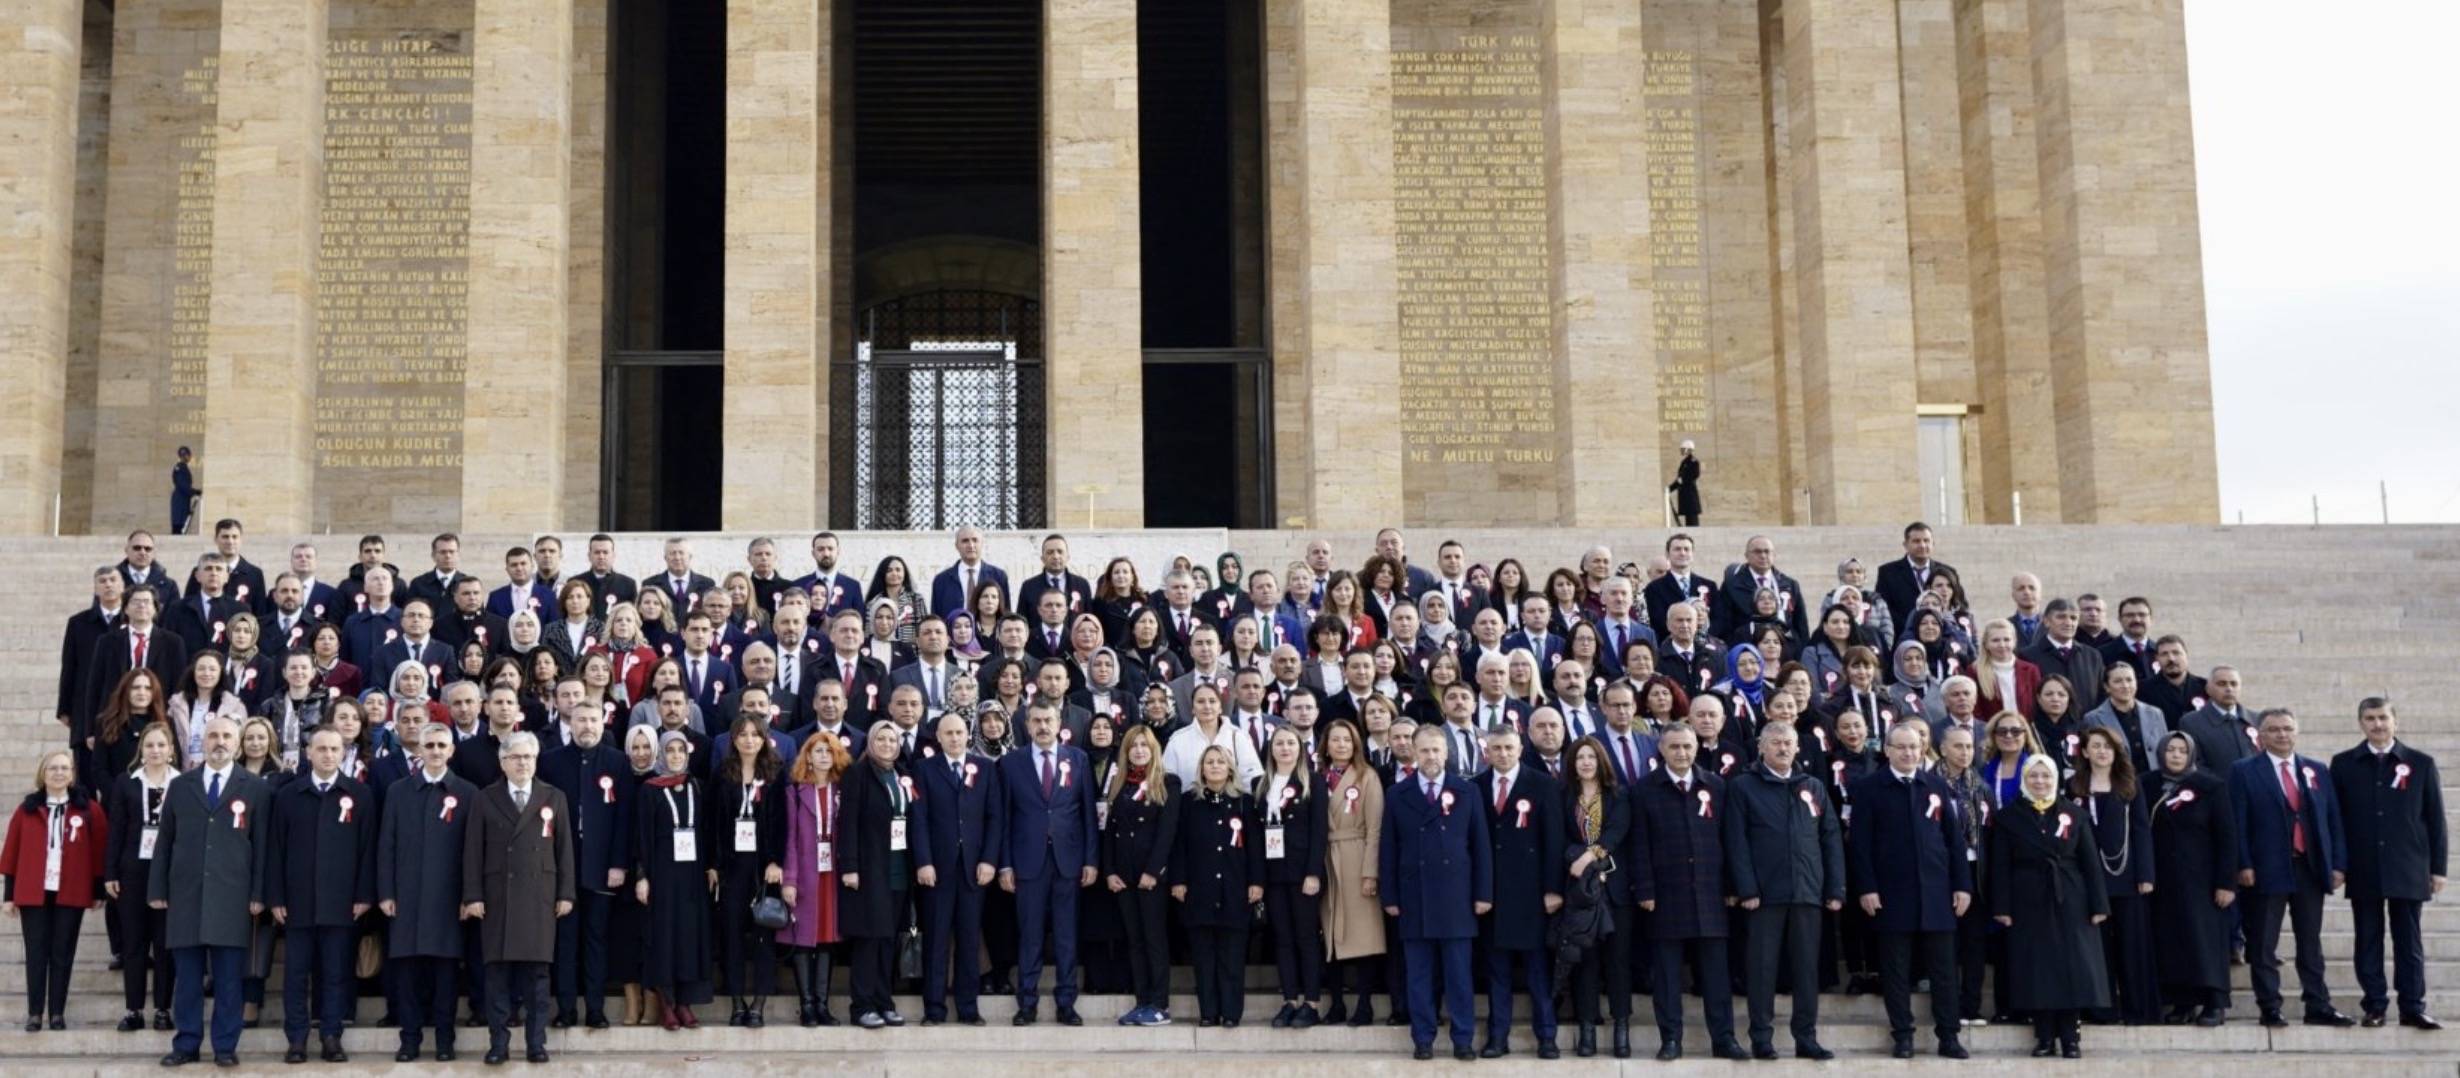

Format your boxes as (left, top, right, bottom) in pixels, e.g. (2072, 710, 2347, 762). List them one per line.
(206, 771, 222, 810)
(1175, 611, 1186, 636)
(951, 760, 963, 783)
(964, 567, 976, 600)
(515, 787, 529, 812)
(1047, 629, 1060, 652)
(1494, 773, 1511, 815)
(1611, 623, 1626, 657)
(1040, 751, 1056, 799)
(318, 781, 330, 796)
(134, 630, 148, 668)
(692, 658, 705, 695)
(927, 667, 941, 707)
(2278, 760, 2305, 854)
(1618, 735, 1638, 781)
(780, 659, 795, 696)
(1425, 779, 1441, 805)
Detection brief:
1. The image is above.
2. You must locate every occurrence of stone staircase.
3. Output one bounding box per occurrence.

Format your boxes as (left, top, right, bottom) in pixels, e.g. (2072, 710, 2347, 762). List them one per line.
(1, 525, 2457, 1069)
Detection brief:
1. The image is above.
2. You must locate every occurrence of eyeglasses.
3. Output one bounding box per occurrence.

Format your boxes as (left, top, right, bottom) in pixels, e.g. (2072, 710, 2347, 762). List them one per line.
(1993, 729, 2025, 738)
(129, 545, 153, 552)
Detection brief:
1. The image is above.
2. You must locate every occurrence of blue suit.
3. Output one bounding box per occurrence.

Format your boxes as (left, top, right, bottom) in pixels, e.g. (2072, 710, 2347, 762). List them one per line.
(486, 581, 553, 621)
(914, 747, 1004, 1020)
(793, 570, 867, 619)
(931, 562, 1010, 622)
(675, 652, 739, 714)
(1502, 630, 1567, 682)
(1379, 772, 1493, 1051)
(996, 743, 1100, 1012)
(536, 741, 634, 1020)
(2229, 750, 2345, 1017)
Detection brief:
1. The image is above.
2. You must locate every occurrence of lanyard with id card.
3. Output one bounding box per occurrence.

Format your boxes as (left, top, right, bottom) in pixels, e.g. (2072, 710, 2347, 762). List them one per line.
(813, 788, 836, 873)
(887, 775, 911, 852)
(137, 786, 164, 860)
(667, 787, 698, 862)
(735, 782, 761, 852)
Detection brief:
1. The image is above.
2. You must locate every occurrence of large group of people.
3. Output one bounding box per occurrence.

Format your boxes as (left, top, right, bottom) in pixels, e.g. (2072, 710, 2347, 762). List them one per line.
(6, 520, 2444, 1066)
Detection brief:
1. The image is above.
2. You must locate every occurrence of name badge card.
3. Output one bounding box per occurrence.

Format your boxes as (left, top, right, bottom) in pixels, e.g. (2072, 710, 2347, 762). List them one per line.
(672, 827, 697, 862)
(1265, 826, 1287, 860)
(139, 826, 159, 861)
(889, 818, 908, 852)
(734, 819, 759, 853)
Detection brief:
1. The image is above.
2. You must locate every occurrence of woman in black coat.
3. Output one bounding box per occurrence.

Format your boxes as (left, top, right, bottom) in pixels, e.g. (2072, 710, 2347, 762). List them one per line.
(1099, 725, 1180, 1026)
(2071, 726, 2157, 1025)
(103, 723, 177, 1032)
(632, 731, 715, 1029)
(838, 722, 931, 1029)
(1074, 713, 1129, 995)
(1173, 745, 1261, 1027)
(1821, 708, 1880, 994)
(710, 718, 786, 1027)
(1560, 737, 1633, 1057)
(2145, 731, 2238, 1025)
(1252, 727, 1328, 1028)
(1990, 755, 2109, 1058)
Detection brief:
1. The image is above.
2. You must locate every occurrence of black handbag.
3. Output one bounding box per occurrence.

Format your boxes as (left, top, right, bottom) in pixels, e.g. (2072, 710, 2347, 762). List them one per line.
(750, 883, 794, 931)
(1547, 858, 1616, 968)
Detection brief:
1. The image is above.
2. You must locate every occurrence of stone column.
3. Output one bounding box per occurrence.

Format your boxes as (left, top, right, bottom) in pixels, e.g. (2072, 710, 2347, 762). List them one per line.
(1544, 0, 1653, 526)
(1780, 0, 1920, 524)
(1284, 0, 1400, 529)
(1955, 0, 2060, 522)
(1043, 0, 1143, 528)
(461, 0, 573, 530)
(0, 0, 82, 533)
(722, 0, 827, 530)
(2030, 0, 2215, 522)
(202, 0, 326, 532)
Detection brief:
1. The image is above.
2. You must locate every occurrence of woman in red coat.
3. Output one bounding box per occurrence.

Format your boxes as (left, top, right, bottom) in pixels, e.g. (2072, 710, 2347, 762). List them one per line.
(779, 731, 849, 1027)
(1963, 619, 2042, 723)
(1, 750, 109, 1031)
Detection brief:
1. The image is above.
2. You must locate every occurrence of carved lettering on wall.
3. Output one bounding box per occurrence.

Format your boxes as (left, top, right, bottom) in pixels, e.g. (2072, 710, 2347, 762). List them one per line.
(1646, 49, 1710, 436)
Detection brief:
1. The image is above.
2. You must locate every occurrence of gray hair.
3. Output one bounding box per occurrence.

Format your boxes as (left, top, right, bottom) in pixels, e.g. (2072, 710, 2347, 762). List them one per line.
(498, 731, 539, 759)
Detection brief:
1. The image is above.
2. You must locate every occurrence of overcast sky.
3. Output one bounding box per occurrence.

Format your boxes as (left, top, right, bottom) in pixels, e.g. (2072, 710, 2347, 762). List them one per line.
(2187, 0, 2460, 523)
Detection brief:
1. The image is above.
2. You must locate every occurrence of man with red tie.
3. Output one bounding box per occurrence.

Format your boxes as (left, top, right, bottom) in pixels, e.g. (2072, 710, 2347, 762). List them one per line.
(2228, 708, 2356, 1029)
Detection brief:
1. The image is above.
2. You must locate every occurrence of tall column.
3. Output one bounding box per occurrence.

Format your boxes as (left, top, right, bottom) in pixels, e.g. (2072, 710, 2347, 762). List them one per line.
(203, 0, 325, 533)
(1780, 0, 1920, 524)
(1955, 0, 2060, 521)
(2030, 0, 2215, 522)
(723, 0, 827, 529)
(461, 0, 573, 530)
(0, 0, 82, 533)
(1286, 0, 1400, 529)
(1043, 0, 1143, 528)
(1544, 0, 1653, 525)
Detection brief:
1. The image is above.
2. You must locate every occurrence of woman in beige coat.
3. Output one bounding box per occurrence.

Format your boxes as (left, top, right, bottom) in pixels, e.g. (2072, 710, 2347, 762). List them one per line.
(1316, 715, 1386, 1026)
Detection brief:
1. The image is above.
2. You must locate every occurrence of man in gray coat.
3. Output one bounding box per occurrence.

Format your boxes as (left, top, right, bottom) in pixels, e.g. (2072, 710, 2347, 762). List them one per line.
(148, 715, 272, 1068)
(461, 731, 575, 1065)
(379, 722, 480, 1061)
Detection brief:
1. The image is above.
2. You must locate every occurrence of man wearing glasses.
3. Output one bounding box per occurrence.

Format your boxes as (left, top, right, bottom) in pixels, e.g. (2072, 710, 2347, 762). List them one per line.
(462, 733, 575, 1065)
(377, 724, 480, 1062)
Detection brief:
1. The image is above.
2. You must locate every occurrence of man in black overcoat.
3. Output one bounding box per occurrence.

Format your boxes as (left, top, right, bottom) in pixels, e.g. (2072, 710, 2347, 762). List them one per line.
(2331, 698, 2448, 1029)
(266, 728, 377, 1062)
(147, 716, 271, 1067)
(1473, 728, 1563, 1058)
(1722, 722, 1843, 1060)
(1631, 725, 1747, 1061)
(378, 721, 479, 1060)
(1846, 723, 1973, 1058)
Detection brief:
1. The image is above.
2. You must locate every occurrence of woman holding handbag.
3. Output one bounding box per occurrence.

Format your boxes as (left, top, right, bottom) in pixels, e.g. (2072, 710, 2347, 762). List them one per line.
(1560, 736, 1633, 1057)
(778, 732, 849, 1027)
(712, 718, 786, 1027)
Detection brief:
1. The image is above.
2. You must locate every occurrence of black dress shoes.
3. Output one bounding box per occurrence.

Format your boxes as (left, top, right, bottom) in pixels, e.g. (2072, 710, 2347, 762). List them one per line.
(2259, 1010, 2289, 1028)
(436, 1047, 457, 1061)
(1056, 1007, 1082, 1026)
(1656, 1041, 1682, 1061)
(1478, 1038, 1509, 1058)
(1795, 1042, 1835, 1061)
(1891, 1040, 1916, 1060)
(1412, 1045, 1433, 1061)
(284, 1044, 308, 1065)
(1938, 1039, 1970, 1059)
(2404, 1013, 2445, 1031)
(1012, 1008, 1037, 1026)
(321, 1035, 346, 1062)
(1752, 1042, 1780, 1060)
(2306, 1009, 2358, 1028)
(396, 1046, 421, 1063)
(1714, 1041, 1752, 1061)
(2364, 1012, 2388, 1028)
(528, 1050, 552, 1063)
(1453, 1045, 1476, 1061)
(2195, 1007, 2225, 1027)
(213, 1053, 238, 1068)
(1536, 1039, 1560, 1060)
(483, 1048, 509, 1066)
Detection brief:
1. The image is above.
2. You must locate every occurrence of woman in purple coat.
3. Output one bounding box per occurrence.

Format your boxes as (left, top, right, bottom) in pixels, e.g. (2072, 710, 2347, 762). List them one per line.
(778, 731, 849, 1027)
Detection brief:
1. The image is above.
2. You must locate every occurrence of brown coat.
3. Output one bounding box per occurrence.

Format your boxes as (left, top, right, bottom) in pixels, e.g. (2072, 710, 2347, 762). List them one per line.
(460, 782, 576, 964)
(1320, 763, 1386, 960)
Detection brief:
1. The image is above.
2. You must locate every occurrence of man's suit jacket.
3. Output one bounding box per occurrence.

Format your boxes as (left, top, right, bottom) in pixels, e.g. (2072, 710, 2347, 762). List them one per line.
(186, 557, 271, 615)
(813, 652, 889, 728)
(487, 582, 554, 621)
(1377, 771, 1493, 940)
(646, 572, 717, 613)
(405, 569, 469, 611)
(1501, 630, 1567, 682)
(888, 660, 963, 714)
(996, 743, 1100, 880)
(2229, 751, 2345, 895)
(1473, 767, 1564, 951)
(536, 741, 635, 892)
(1015, 571, 1094, 624)
(1845, 767, 1972, 933)
(1713, 566, 1809, 643)
(264, 773, 378, 927)
(2179, 703, 2260, 778)
(2098, 635, 2161, 684)
(57, 604, 124, 721)
(793, 570, 867, 618)
(166, 592, 245, 656)
(2330, 742, 2447, 902)
(80, 625, 188, 747)
(576, 570, 638, 614)
(1873, 558, 1955, 636)
(2020, 637, 2106, 714)
(149, 766, 273, 950)
(930, 562, 1010, 622)
(117, 560, 179, 611)
(1643, 571, 1719, 640)
(460, 781, 575, 965)
(914, 747, 1006, 876)
(368, 637, 457, 689)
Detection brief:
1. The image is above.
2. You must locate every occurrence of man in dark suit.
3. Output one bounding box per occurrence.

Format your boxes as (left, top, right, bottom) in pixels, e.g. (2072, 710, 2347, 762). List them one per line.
(2179, 666, 2257, 778)
(280, 543, 341, 624)
(487, 546, 555, 622)
(1873, 523, 1955, 634)
(889, 617, 963, 714)
(2020, 598, 2106, 713)
(462, 732, 575, 1065)
(791, 531, 868, 619)
(438, 577, 509, 655)
(404, 533, 467, 610)
(1014, 534, 1094, 627)
(2331, 698, 2447, 1029)
(649, 537, 716, 616)
(576, 534, 638, 612)
(80, 587, 187, 775)
(1597, 682, 1660, 787)
(1380, 724, 1493, 1061)
(331, 534, 403, 618)
(1655, 601, 1723, 697)
(995, 701, 1101, 1026)
(815, 609, 887, 730)
(1631, 725, 1746, 1061)
(2138, 635, 2209, 720)
(1023, 589, 1074, 662)
(262, 573, 318, 653)
(1373, 528, 1441, 598)
(2228, 707, 2355, 1028)
(148, 716, 272, 1068)
(1847, 723, 1973, 1059)
(59, 567, 124, 771)
(719, 642, 808, 734)
(116, 530, 179, 610)
(536, 701, 633, 1028)
(1501, 594, 1568, 685)
(917, 711, 1006, 1025)
(1713, 536, 1809, 644)
(1473, 729, 1564, 1058)
(676, 612, 742, 715)
(1227, 570, 1308, 655)
(2095, 595, 2161, 684)
(377, 722, 479, 1062)
(1427, 539, 1487, 625)
(1724, 722, 1844, 1060)
(368, 599, 457, 689)
(266, 728, 378, 1063)
(166, 553, 246, 656)
(185, 519, 270, 614)
(930, 526, 1010, 621)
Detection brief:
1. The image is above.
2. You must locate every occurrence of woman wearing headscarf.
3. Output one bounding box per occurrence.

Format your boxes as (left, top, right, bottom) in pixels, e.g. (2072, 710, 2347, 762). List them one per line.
(633, 730, 715, 1029)
(1708, 643, 1770, 746)
(1072, 648, 1137, 722)
(1198, 552, 1245, 626)
(1990, 755, 2110, 1058)
(607, 726, 658, 1025)
(838, 723, 931, 1029)
(384, 661, 451, 752)
(1883, 639, 1937, 720)
(2145, 730, 2237, 1026)
(1898, 609, 1968, 688)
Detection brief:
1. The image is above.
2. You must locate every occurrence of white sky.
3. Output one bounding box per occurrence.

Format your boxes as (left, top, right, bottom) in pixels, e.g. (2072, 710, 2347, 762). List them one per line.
(2186, 0, 2460, 522)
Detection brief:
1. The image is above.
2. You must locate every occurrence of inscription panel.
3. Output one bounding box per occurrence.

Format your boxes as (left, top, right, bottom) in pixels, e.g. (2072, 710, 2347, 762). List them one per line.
(1645, 50, 1709, 438)
(1390, 2, 1561, 523)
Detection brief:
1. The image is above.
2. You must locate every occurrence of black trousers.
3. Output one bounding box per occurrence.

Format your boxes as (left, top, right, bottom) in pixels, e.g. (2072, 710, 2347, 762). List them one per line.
(717, 870, 777, 1005)
(551, 889, 611, 1018)
(117, 890, 171, 1013)
(1189, 925, 1248, 1022)
(1743, 904, 1821, 1048)
(1117, 886, 1171, 1008)
(1651, 936, 1736, 1046)
(394, 955, 459, 1053)
(2245, 861, 2332, 1015)
(1954, 902, 1987, 1019)
(1876, 929, 1959, 1043)
(1569, 927, 1633, 1023)
(483, 961, 550, 1055)
(1380, 912, 1409, 1016)
(848, 888, 908, 1017)
(2097, 893, 2159, 1023)
(982, 887, 1019, 984)
(2032, 1008, 2078, 1046)
(2351, 895, 2428, 1018)
(1263, 882, 1323, 1001)
(279, 923, 353, 1044)
(17, 899, 84, 1018)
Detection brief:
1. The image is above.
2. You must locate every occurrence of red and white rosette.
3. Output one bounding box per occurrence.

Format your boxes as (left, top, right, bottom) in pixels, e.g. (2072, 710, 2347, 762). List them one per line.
(1058, 760, 1073, 789)
(1514, 798, 1532, 829)
(1696, 788, 1713, 819)
(599, 774, 615, 804)
(540, 806, 555, 839)
(441, 794, 459, 822)
(2302, 765, 2317, 789)
(338, 795, 356, 824)
(899, 775, 918, 803)
(1228, 816, 1245, 847)
(67, 815, 85, 843)
(1925, 792, 1942, 822)
(1799, 788, 1820, 818)
(2169, 788, 2197, 812)
(1344, 785, 1361, 815)
(964, 762, 979, 788)
(1440, 790, 1455, 817)
(2394, 763, 2413, 791)
(231, 800, 249, 831)
(2054, 812, 2072, 840)
(212, 620, 227, 643)
(1718, 752, 1735, 774)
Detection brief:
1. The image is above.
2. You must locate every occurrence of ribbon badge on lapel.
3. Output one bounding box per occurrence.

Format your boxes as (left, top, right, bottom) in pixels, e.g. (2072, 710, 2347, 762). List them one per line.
(899, 776, 918, 803)
(599, 774, 615, 804)
(1813, 726, 1830, 752)
(1059, 760, 1073, 789)
(2394, 764, 2413, 791)
(2302, 765, 2317, 790)
(230, 800, 249, 831)
(1799, 788, 1819, 818)
(1514, 798, 1532, 829)
(1439, 790, 1455, 817)
(2054, 812, 2073, 841)
(1344, 785, 1361, 815)
(1925, 792, 1942, 822)
(1696, 788, 1713, 819)
(1228, 816, 1245, 847)
(338, 795, 356, 824)
(1718, 752, 1735, 774)
(212, 620, 226, 643)
(964, 762, 979, 789)
(540, 806, 555, 839)
(1830, 759, 1845, 784)
(2170, 788, 2197, 811)
(67, 815, 84, 843)
(441, 795, 459, 823)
